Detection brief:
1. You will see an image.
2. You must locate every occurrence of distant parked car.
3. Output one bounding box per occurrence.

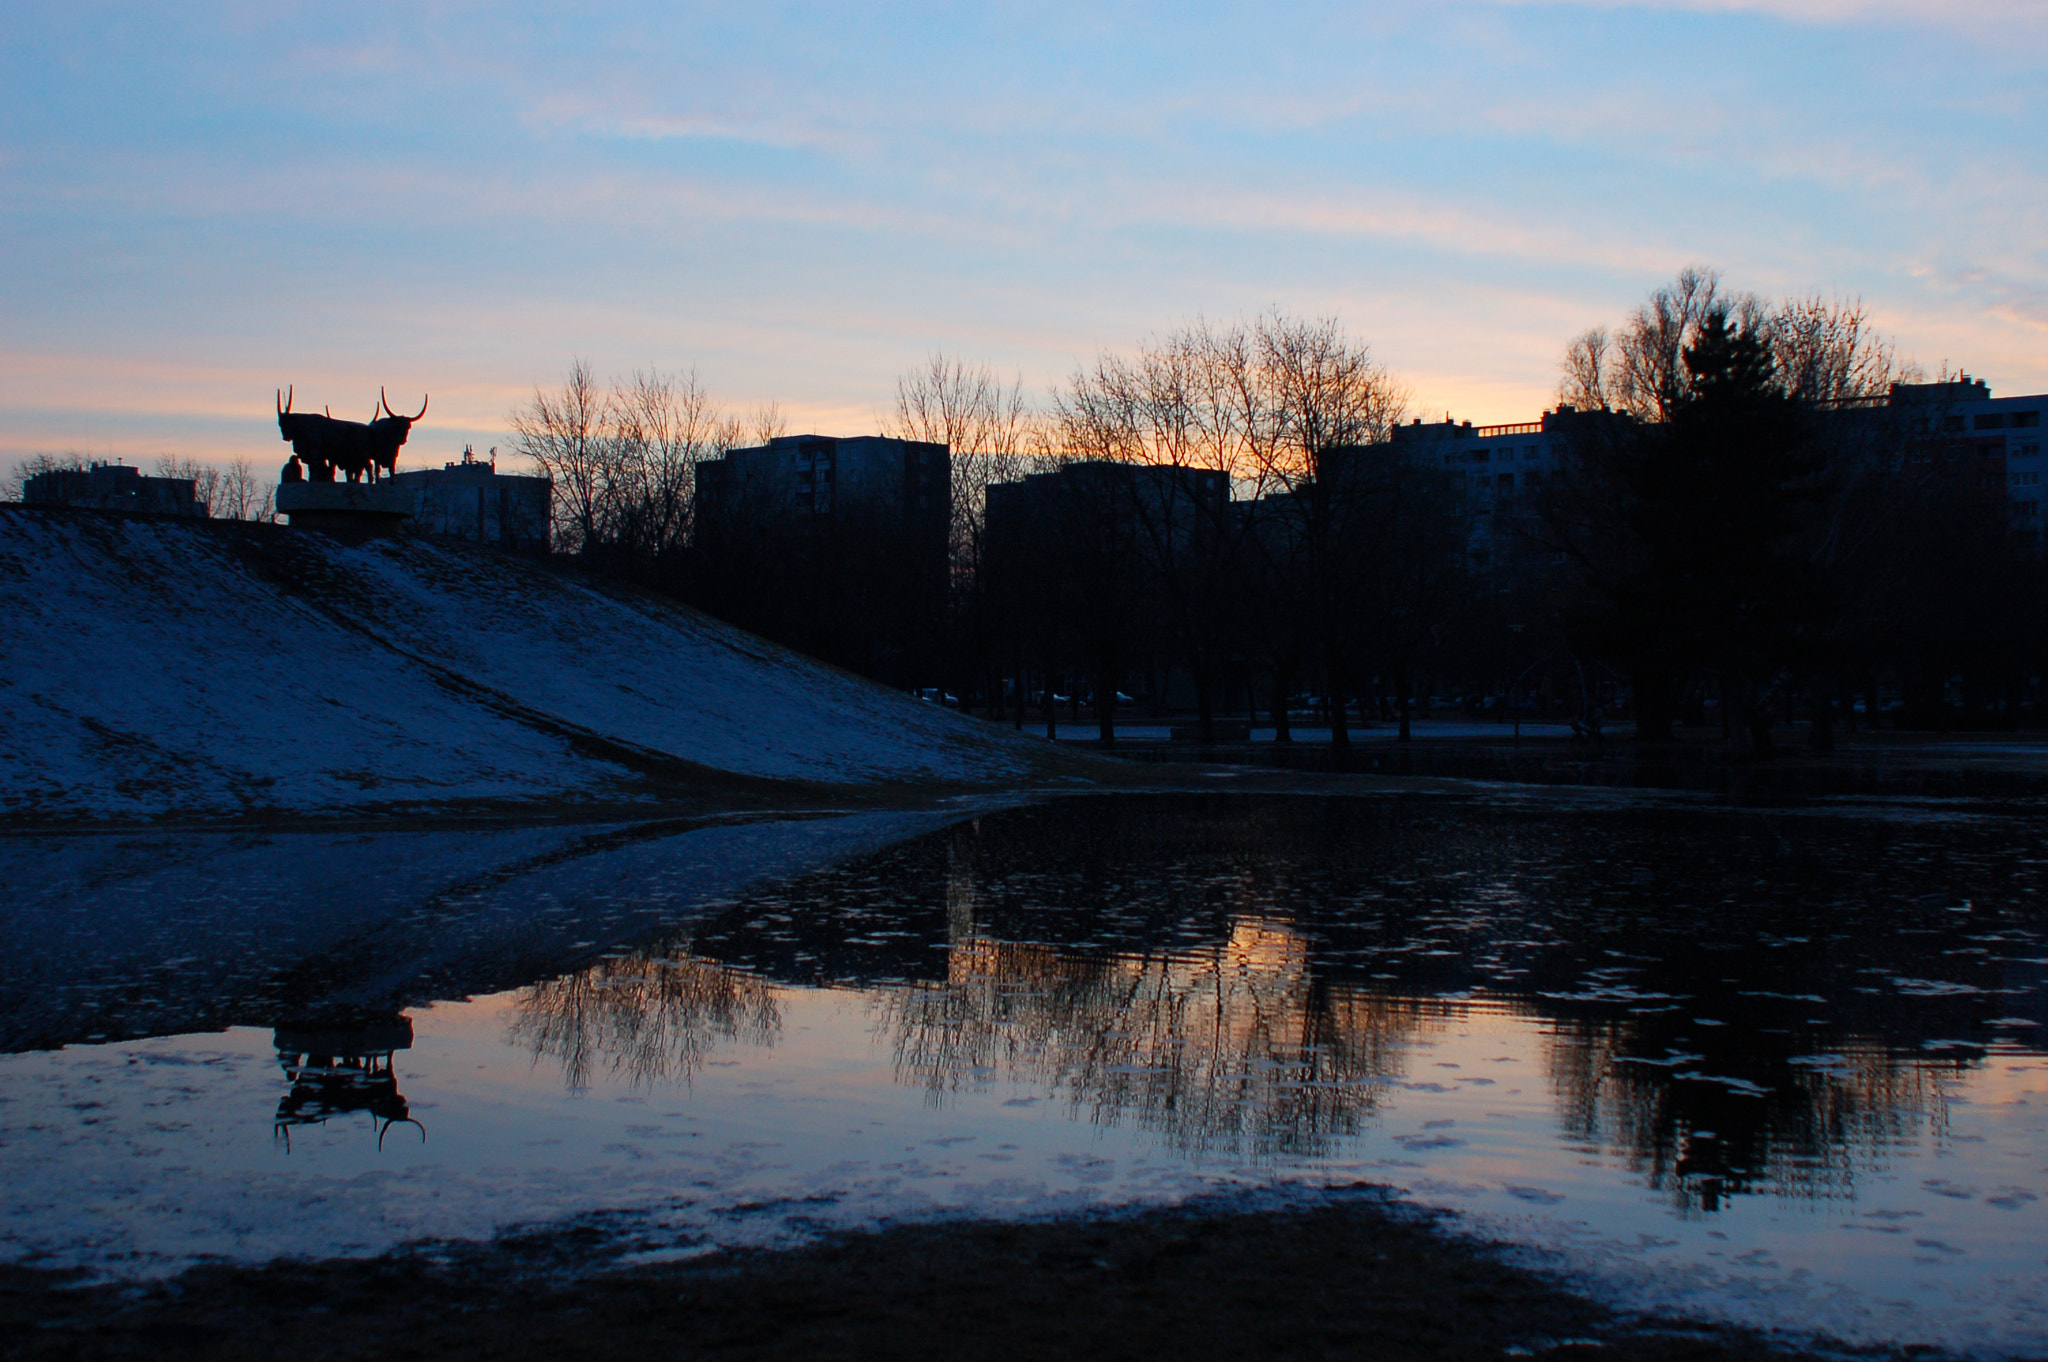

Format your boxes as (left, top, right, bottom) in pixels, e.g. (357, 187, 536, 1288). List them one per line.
(916, 688, 959, 707)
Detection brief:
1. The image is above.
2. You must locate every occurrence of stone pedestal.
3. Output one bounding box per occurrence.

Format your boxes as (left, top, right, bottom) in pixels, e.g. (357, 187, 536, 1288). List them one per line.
(276, 481, 412, 535)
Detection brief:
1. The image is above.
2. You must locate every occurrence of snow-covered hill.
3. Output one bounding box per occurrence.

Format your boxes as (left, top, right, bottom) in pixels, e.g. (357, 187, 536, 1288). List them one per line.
(1, 508, 1069, 823)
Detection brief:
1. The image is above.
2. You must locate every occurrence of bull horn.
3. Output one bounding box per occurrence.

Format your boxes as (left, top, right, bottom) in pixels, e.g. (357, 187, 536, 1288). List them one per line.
(382, 387, 427, 421)
(278, 385, 293, 416)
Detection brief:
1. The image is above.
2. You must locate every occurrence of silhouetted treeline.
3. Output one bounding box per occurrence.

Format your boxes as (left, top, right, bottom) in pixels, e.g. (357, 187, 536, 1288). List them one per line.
(1535, 269, 2044, 745)
(509, 277, 2045, 742)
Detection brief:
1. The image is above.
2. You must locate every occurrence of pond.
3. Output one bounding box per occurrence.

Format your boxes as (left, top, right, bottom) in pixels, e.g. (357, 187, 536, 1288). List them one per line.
(2, 792, 2044, 1353)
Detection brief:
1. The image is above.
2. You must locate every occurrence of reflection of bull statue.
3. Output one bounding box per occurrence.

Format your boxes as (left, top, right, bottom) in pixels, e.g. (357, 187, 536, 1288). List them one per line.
(273, 1021, 425, 1152)
(368, 388, 428, 482)
(276, 385, 428, 484)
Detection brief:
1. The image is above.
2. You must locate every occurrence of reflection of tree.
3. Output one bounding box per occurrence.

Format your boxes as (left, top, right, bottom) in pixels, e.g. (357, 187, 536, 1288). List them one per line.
(873, 917, 1436, 1161)
(508, 951, 779, 1090)
(593, 794, 2039, 1213)
(1544, 1020, 1964, 1214)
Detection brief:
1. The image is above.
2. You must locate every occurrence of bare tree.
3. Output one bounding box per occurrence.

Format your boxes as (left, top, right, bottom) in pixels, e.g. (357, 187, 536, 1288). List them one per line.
(1032, 313, 1420, 746)
(1564, 274, 1912, 419)
(1243, 313, 1417, 749)
(1543, 273, 1937, 749)
(1255, 312, 1408, 473)
(889, 353, 1038, 713)
(891, 352, 1035, 552)
(4, 451, 86, 501)
(1557, 267, 1764, 420)
(1772, 293, 1910, 406)
(211, 457, 271, 522)
(153, 456, 223, 516)
(609, 367, 730, 566)
(1559, 327, 1612, 414)
(1048, 322, 1271, 739)
(748, 400, 788, 446)
(509, 359, 610, 554)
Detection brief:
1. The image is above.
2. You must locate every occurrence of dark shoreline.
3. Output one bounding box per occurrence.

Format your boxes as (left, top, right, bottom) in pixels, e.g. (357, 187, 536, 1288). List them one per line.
(2, 1194, 1929, 1362)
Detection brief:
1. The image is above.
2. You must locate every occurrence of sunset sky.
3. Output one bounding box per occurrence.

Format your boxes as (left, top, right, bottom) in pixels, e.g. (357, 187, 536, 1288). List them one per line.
(4, 1, 2044, 470)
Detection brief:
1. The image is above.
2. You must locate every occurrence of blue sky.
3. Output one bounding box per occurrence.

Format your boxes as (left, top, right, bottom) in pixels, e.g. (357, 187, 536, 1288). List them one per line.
(3, 1, 2044, 469)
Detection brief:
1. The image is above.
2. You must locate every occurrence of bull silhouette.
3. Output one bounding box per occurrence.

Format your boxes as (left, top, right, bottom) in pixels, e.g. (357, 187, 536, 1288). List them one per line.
(276, 386, 368, 482)
(368, 388, 428, 482)
(276, 385, 427, 484)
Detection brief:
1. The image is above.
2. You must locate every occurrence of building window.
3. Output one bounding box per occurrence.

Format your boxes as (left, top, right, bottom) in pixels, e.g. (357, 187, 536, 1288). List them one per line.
(2013, 472, 2040, 487)
(2015, 441, 2041, 459)
(2016, 411, 2042, 428)
(1944, 416, 1966, 433)
(1976, 413, 2007, 430)
(1466, 450, 1489, 464)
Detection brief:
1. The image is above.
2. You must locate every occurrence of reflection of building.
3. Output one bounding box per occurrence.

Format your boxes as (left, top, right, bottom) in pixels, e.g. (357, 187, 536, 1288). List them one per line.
(273, 1018, 421, 1150)
(388, 446, 552, 552)
(22, 462, 207, 517)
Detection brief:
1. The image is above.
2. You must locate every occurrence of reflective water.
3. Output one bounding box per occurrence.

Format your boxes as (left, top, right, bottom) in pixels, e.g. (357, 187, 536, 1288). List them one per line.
(3, 794, 2045, 1352)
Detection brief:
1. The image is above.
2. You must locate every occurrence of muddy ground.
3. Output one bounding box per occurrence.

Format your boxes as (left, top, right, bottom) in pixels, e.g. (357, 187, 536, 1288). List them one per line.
(2, 1195, 1931, 1362)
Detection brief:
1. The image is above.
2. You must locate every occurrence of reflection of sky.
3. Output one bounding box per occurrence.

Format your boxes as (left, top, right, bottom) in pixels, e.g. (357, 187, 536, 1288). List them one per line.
(6, 791, 2046, 1346)
(3, 3, 2045, 466)
(4, 966, 2045, 1353)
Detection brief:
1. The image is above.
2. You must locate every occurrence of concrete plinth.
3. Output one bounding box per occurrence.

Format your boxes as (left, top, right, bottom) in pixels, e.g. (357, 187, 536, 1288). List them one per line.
(276, 481, 412, 535)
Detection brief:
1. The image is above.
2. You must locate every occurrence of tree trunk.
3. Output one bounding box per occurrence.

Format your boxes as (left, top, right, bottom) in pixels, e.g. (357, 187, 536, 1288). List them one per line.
(1272, 670, 1293, 744)
(1095, 664, 1117, 748)
(1809, 681, 1835, 753)
(1326, 651, 1350, 751)
(1747, 698, 1777, 759)
(1632, 667, 1676, 743)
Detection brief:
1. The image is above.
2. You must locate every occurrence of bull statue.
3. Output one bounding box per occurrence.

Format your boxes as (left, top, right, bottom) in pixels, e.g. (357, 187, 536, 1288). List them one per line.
(368, 388, 428, 482)
(276, 386, 375, 483)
